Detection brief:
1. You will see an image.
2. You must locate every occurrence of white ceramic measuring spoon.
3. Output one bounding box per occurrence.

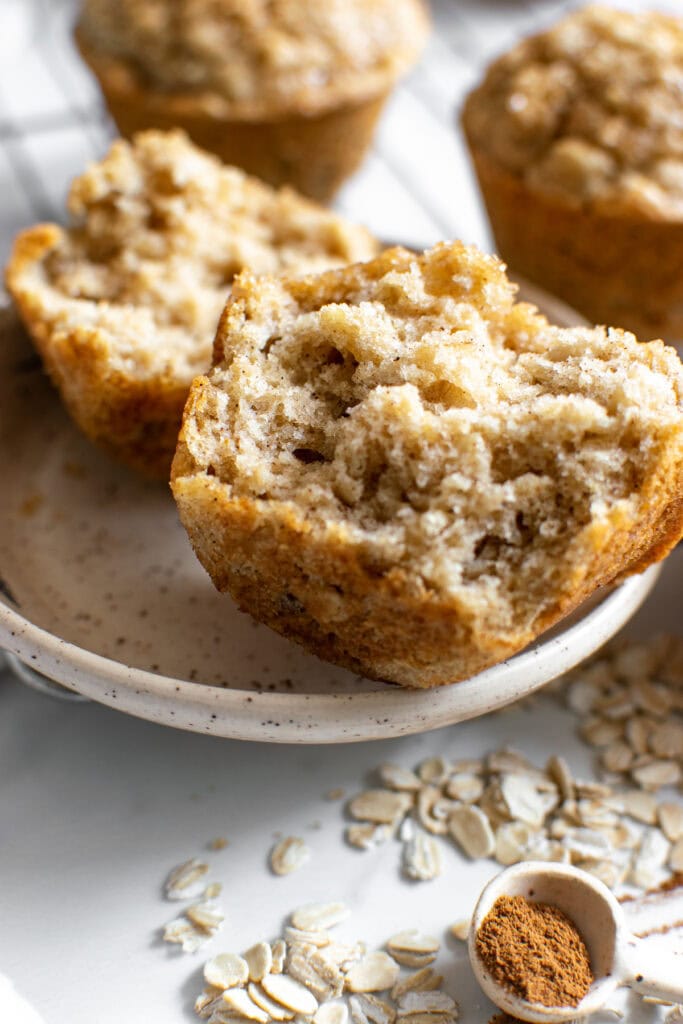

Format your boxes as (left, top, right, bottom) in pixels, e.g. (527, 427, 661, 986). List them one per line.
(468, 862, 683, 1023)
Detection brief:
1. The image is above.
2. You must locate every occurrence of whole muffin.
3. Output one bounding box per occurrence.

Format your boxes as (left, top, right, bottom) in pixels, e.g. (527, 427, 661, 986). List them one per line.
(5, 130, 378, 477)
(75, 0, 430, 202)
(171, 242, 683, 688)
(462, 5, 683, 340)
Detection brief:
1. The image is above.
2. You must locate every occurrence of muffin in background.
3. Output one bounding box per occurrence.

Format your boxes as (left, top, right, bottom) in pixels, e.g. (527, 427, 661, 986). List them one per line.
(5, 130, 379, 478)
(462, 4, 683, 341)
(75, 0, 430, 202)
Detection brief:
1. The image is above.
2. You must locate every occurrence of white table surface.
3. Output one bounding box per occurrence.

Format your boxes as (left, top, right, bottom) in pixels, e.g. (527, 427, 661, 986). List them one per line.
(1, 1, 682, 1022)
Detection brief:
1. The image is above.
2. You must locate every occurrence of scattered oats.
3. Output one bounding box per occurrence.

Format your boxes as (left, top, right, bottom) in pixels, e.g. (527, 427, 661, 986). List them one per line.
(318, 942, 366, 972)
(292, 902, 350, 932)
(579, 859, 626, 889)
(244, 942, 272, 982)
(499, 773, 555, 828)
(350, 993, 396, 1024)
(399, 818, 416, 843)
(607, 823, 638, 850)
(387, 932, 439, 957)
(632, 760, 681, 791)
(596, 693, 635, 721)
(444, 774, 484, 803)
(576, 799, 619, 829)
(326, 789, 346, 802)
(388, 952, 437, 970)
(649, 722, 683, 759)
(630, 828, 671, 888)
(451, 759, 484, 775)
(222, 988, 270, 1023)
(448, 804, 495, 859)
(396, 1012, 456, 1024)
(345, 952, 400, 993)
(164, 915, 211, 954)
(209, 838, 229, 851)
(397, 992, 457, 1016)
(633, 681, 672, 718)
(346, 824, 390, 850)
(449, 921, 470, 942)
(402, 831, 443, 881)
(670, 837, 683, 873)
(418, 758, 450, 785)
(378, 764, 422, 792)
(391, 970, 443, 1000)
(284, 925, 331, 948)
(315, 1004, 349, 1024)
(477, 782, 509, 829)
(494, 821, 532, 866)
(247, 983, 295, 1021)
(187, 901, 225, 934)
(546, 755, 574, 802)
(623, 790, 659, 824)
(417, 786, 449, 835)
(626, 717, 652, 755)
(270, 837, 310, 876)
(581, 718, 623, 747)
(561, 826, 612, 862)
(487, 749, 535, 775)
(659, 803, 683, 842)
(575, 781, 614, 800)
(567, 679, 600, 715)
(261, 973, 320, 1015)
(350, 791, 413, 825)
(164, 858, 209, 900)
(286, 949, 343, 1001)
(205, 882, 223, 900)
(271, 940, 286, 973)
(527, 835, 570, 864)
(601, 743, 634, 773)
(204, 954, 250, 990)
(196, 990, 224, 1019)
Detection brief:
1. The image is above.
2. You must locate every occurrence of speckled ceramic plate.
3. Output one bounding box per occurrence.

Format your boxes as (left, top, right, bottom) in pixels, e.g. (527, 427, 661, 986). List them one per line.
(0, 293, 662, 742)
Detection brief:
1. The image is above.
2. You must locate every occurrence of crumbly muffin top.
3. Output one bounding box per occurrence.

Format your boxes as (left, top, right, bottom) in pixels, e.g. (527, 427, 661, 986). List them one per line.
(178, 243, 683, 619)
(38, 130, 377, 378)
(463, 5, 683, 219)
(77, 0, 430, 116)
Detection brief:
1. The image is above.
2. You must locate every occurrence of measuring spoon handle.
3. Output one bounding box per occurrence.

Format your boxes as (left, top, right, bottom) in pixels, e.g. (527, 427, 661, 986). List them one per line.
(619, 933, 683, 1004)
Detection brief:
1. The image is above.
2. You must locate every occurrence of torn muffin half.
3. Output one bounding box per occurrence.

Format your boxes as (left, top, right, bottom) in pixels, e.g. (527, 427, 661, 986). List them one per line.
(171, 242, 683, 687)
(5, 130, 378, 477)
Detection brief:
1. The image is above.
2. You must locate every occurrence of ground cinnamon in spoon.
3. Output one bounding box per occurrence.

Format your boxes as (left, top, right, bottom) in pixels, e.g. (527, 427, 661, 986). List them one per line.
(476, 895, 594, 1008)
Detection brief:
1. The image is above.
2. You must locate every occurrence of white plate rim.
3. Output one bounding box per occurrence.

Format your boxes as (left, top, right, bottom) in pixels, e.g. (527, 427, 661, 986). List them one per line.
(0, 565, 661, 742)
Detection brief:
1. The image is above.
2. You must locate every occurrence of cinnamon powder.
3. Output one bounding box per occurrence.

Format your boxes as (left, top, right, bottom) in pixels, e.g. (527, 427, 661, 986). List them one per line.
(476, 895, 594, 1008)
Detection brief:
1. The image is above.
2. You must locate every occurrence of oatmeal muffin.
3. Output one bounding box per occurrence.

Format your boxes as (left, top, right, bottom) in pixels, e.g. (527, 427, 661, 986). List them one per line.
(5, 130, 378, 477)
(462, 5, 683, 340)
(75, 0, 430, 202)
(171, 242, 683, 688)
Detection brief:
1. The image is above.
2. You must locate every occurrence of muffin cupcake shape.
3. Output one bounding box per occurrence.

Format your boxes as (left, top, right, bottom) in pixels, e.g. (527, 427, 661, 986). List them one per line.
(463, 5, 683, 340)
(171, 242, 683, 688)
(75, 0, 430, 202)
(5, 130, 378, 478)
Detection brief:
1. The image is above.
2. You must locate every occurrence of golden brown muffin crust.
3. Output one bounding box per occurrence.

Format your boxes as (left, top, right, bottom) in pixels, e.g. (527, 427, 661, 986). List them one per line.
(463, 5, 683, 220)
